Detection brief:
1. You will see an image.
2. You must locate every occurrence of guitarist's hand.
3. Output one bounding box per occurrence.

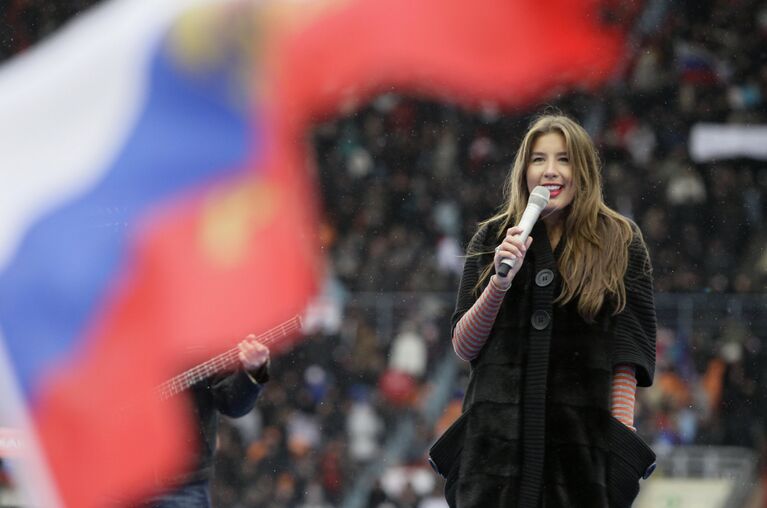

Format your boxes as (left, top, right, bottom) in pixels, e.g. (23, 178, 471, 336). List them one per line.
(239, 336, 270, 384)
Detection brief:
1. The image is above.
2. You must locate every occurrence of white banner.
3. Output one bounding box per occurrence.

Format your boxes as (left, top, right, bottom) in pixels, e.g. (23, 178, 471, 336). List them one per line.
(689, 123, 767, 162)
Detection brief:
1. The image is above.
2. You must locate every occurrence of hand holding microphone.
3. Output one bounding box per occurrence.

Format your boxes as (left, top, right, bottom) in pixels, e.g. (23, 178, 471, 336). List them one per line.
(494, 186, 550, 287)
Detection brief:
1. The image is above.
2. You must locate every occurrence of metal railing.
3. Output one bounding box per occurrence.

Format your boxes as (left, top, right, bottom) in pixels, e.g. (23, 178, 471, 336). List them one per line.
(646, 445, 759, 508)
(346, 292, 767, 343)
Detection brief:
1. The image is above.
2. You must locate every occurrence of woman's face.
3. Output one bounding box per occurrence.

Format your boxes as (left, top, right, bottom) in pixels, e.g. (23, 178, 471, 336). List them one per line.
(525, 132, 575, 218)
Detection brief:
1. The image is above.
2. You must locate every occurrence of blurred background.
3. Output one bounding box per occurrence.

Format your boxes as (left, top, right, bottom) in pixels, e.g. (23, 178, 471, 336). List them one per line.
(2, 0, 767, 507)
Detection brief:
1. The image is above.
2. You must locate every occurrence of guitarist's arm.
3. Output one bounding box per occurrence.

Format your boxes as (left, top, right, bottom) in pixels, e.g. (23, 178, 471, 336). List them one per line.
(210, 336, 270, 417)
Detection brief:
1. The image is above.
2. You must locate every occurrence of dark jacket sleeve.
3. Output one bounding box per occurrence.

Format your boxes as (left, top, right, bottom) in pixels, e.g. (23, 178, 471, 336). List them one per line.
(208, 367, 266, 418)
(609, 231, 657, 387)
(450, 224, 491, 335)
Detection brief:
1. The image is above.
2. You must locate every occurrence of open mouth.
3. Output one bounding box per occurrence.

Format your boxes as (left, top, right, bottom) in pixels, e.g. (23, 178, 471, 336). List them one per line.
(543, 184, 563, 198)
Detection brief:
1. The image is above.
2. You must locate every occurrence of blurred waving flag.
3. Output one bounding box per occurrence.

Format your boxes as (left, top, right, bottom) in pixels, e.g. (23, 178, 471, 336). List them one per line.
(0, 0, 319, 506)
(271, 0, 627, 125)
(0, 0, 627, 506)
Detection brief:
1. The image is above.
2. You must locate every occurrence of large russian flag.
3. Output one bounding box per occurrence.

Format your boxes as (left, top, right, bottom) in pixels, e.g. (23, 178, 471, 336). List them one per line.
(0, 0, 627, 505)
(0, 0, 319, 506)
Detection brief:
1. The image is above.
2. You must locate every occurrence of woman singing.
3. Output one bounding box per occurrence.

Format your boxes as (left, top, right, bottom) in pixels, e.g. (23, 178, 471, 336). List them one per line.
(432, 114, 657, 507)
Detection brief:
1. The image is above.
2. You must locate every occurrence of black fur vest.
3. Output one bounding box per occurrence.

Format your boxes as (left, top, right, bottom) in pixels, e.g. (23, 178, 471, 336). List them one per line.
(446, 221, 657, 508)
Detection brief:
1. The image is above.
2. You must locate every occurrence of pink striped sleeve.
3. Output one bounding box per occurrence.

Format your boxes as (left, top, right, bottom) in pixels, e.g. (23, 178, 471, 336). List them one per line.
(611, 364, 638, 431)
(452, 276, 507, 361)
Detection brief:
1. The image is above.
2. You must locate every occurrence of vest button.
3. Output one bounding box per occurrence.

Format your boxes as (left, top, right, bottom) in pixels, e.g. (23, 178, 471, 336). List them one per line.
(535, 269, 554, 287)
(531, 310, 550, 330)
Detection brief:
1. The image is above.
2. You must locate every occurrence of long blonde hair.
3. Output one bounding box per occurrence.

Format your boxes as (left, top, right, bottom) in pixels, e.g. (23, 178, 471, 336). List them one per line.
(475, 114, 635, 322)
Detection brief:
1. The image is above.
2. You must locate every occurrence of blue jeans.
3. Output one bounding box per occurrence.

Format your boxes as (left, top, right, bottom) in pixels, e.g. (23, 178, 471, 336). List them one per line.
(146, 481, 211, 508)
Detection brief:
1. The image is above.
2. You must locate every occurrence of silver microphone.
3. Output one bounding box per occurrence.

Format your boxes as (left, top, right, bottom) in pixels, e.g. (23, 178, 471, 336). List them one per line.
(497, 186, 550, 277)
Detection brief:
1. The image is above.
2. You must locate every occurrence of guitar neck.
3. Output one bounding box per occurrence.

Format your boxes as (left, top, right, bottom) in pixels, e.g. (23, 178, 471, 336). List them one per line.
(157, 315, 302, 400)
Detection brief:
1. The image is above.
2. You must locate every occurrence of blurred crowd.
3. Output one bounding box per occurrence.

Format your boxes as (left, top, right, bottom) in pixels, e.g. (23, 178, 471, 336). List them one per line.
(2, 0, 767, 506)
(210, 298, 454, 507)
